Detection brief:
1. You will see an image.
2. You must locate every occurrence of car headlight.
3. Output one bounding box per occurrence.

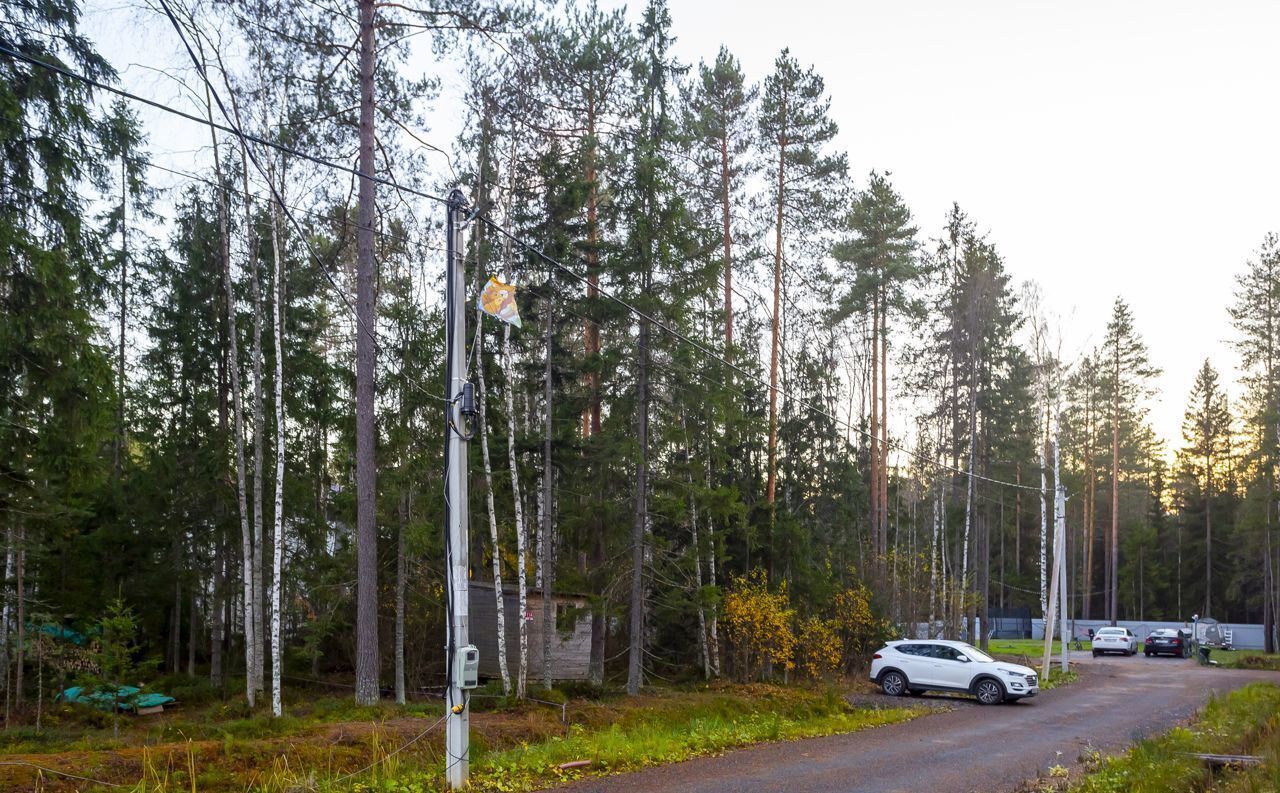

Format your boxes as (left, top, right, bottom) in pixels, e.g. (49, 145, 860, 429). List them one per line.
(1002, 669, 1026, 678)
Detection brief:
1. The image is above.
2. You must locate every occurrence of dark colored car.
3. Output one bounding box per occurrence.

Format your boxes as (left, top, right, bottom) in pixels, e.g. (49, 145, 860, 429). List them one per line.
(1144, 628, 1190, 658)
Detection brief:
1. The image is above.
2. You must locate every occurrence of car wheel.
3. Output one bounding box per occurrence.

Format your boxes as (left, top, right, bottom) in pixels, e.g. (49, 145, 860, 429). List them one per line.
(880, 671, 907, 697)
(974, 678, 1004, 705)
(1144, 651, 1151, 657)
(1092, 650, 1100, 658)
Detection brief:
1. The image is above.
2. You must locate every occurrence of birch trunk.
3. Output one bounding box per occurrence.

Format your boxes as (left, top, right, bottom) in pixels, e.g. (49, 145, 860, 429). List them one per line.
(475, 311, 511, 696)
(269, 201, 286, 717)
(249, 176, 266, 703)
(1039, 437, 1049, 618)
(929, 478, 939, 632)
(500, 160, 528, 698)
(210, 102, 255, 706)
(686, 417, 709, 679)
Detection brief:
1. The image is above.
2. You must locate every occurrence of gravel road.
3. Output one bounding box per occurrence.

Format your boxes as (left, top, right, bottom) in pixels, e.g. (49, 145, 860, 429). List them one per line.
(555, 652, 1279, 793)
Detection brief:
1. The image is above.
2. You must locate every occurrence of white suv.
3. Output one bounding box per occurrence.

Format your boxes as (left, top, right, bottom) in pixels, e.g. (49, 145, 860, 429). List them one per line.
(870, 640, 1039, 705)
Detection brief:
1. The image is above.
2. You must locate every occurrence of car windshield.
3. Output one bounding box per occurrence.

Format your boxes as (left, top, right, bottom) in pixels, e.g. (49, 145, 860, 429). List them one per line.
(955, 643, 994, 663)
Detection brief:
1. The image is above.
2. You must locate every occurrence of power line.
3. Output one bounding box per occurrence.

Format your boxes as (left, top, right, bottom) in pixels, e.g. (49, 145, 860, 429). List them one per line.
(22, 122, 438, 252)
(2, 37, 1047, 493)
(480, 213, 1044, 494)
(152, 0, 448, 407)
(0, 41, 449, 208)
(3, 35, 451, 407)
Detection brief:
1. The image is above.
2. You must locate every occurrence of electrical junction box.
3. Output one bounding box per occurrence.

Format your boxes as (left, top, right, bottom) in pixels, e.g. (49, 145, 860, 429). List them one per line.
(455, 644, 480, 689)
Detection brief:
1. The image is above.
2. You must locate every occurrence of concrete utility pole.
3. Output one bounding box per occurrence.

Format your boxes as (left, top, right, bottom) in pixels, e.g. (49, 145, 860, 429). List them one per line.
(1042, 413, 1070, 678)
(444, 188, 472, 789)
(1054, 426, 1069, 673)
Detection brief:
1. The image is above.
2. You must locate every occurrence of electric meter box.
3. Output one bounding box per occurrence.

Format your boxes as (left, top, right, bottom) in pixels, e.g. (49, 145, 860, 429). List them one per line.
(455, 644, 480, 689)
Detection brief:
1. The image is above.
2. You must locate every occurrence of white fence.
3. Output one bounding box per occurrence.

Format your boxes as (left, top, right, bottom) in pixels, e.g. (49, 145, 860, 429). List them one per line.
(1031, 618, 1269, 651)
(909, 618, 1271, 650)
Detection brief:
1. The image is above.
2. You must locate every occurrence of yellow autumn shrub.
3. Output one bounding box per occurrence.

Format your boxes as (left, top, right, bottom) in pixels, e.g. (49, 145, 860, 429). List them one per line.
(722, 570, 796, 680)
(831, 582, 893, 672)
(796, 616, 842, 679)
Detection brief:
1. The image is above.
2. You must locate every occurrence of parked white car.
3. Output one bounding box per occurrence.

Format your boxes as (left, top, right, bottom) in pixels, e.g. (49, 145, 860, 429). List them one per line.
(870, 640, 1039, 705)
(1091, 627, 1138, 656)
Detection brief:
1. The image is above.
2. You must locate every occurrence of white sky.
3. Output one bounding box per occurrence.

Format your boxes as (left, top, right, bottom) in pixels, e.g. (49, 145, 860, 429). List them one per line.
(79, 0, 1280, 452)
(620, 0, 1280, 451)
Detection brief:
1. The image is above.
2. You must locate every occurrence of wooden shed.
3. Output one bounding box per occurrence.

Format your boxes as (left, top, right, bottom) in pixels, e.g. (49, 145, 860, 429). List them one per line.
(469, 582, 593, 681)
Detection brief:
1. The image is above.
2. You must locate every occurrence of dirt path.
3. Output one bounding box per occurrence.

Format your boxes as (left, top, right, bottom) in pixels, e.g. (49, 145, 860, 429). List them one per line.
(555, 654, 1280, 793)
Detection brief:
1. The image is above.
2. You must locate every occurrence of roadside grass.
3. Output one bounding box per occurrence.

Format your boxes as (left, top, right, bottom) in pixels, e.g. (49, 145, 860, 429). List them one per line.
(0, 682, 926, 792)
(1063, 682, 1280, 793)
(328, 684, 926, 793)
(1041, 668, 1078, 690)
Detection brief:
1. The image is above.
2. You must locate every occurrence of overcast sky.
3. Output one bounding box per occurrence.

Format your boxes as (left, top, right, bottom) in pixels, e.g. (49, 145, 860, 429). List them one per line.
(83, 0, 1280, 453)
(601, 0, 1279, 452)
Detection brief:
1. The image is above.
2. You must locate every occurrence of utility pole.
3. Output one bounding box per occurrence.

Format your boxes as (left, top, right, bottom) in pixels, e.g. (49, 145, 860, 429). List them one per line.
(1054, 424, 1069, 673)
(444, 188, 473, 789)
(1042, 414, 1070, 678)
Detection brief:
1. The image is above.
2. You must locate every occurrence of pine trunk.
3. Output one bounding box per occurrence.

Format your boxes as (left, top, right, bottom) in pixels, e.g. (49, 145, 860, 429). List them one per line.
(720, 134, 733, 350)
(540, 293, 555, 691)
(1110, 347, 1120, 625)
(15, 527, 23, 706)
(766, 90, 786, 529)
(395, 496, 407, 705)
(115, 154, 128, 476)
(211, 533, 224, 687)
(353, 0, 380, 706)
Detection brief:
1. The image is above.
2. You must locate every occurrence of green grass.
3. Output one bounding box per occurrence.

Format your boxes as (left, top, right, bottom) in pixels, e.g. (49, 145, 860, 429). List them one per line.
(988, 638, 1069, 658)
(1066, 682, 1280, 793)
(1202, 649, 1280, 671)
(326, 686, 926, 793)
(0, 683, 928, 793)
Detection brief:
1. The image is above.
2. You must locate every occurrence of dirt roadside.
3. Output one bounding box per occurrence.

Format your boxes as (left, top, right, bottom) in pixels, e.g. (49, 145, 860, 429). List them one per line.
(555, 654, 1280, 793)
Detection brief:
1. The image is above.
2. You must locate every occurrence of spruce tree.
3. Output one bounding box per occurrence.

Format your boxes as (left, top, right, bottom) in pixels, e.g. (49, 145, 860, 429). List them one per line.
(1178, 360, 1231, 617)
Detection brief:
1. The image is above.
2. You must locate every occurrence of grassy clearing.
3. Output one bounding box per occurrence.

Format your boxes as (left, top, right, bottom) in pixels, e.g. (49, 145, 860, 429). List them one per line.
(0, 682, 924, 792)
(988, 639, 1068, 657)
(1055, 682, 1280, 793)
(333, 685, 924, 793)
(1202, 649, 1280, 671)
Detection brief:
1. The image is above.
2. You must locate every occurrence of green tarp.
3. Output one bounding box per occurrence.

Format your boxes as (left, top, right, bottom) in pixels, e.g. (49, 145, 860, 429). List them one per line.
(59, 685, 175, 712)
